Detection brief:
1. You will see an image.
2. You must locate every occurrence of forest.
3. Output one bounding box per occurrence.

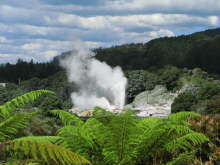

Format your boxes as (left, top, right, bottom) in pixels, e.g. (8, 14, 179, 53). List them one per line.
(0, 27, 220, 164)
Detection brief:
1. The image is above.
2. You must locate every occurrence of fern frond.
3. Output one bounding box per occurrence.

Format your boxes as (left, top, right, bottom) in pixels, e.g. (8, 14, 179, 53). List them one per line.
(2, 140, 92, 165)
(13, 136, 64, 145)
(103, 111, 139, 164)
(138, 117, 161, 131)
(57, 125, 79, 137)
(168, 112, 200, 123)
(166, 125, 194, 136)
(93, 106, 115, 125)
(165, 133, 209, 152)
(57, 119, 108, 164)
(51, 110, 83, 126)
(57, 125, 94, 153)
(81, 118, 108, 145)
(0, 90, 54, 119)
(0, 113, 36, 142)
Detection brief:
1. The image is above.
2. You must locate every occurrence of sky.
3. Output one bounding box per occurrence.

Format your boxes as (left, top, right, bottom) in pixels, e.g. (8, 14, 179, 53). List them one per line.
(0, 0, 219, 63)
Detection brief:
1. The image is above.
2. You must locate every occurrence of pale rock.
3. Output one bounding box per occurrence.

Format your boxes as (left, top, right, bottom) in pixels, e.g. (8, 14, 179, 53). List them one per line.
(124, 85, 177, 117)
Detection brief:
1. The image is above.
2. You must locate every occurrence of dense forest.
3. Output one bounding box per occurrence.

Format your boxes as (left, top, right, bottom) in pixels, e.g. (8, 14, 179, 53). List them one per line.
(0, 27, 220, 164)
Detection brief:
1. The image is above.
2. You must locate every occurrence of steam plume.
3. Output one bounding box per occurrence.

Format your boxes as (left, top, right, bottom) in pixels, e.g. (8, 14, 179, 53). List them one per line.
(61, 47, 127, 110)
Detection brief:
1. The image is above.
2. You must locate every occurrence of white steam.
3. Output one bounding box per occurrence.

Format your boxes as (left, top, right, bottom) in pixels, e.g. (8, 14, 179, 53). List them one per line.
(61, 47, 127, 110)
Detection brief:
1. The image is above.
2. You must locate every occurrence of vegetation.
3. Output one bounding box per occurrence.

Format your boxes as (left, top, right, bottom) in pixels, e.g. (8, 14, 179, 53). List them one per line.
(0, 92, 219, 164)
(0, 90, 91, 165)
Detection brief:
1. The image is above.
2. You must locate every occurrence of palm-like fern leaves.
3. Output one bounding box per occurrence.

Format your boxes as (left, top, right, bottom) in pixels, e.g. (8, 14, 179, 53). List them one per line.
(1, 140, 92, 165)
(102, 111, 139, 165)
(167, 111, 200, 124)
(13, 136, 64, 145)
(165, 133, 209, 152)
(0, 90, 55, 119)
(132, 112, 209, 164)
(54, 109, 210, 165)
(0, 113, 36, 142)
(51, 110, 83, 126)
(57, 118, 107, 164)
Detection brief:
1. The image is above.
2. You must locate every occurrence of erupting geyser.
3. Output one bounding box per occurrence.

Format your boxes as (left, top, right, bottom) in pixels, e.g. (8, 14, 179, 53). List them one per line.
(61, 47, 127, 111)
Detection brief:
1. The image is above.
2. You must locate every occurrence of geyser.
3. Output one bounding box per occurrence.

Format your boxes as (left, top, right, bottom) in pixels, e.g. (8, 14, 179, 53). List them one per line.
(61, 47, 127, 110)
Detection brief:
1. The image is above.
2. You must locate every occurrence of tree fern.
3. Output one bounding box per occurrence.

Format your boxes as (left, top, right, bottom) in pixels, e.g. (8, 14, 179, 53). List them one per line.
(165, 133, 209, 152)
(167, 111, 200, 124)
(57, 119, 107, 164)
(51, 109, 83, 126)
(93, 107, 115, 125)
(0, 90, 55, 119)
(13, 136, 65, 145)
(131, 112, 209, 164)
(57, 125, 85, 150)
(0, 113, 36, 142)
(1, 140, 92, 165)
(102, 111, 139, 165)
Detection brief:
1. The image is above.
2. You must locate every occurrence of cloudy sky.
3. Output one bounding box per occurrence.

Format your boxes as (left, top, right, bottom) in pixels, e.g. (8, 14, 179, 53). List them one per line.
(0, 0, 219, 63)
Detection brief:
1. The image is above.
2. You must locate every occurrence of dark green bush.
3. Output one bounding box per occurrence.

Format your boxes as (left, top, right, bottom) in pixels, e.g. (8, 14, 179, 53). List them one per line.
(171, 92, 197, 113)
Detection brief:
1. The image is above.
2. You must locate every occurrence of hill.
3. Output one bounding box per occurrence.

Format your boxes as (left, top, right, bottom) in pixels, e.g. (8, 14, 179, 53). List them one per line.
(95, 27, 220, 72)
(1, 27, 220, 83)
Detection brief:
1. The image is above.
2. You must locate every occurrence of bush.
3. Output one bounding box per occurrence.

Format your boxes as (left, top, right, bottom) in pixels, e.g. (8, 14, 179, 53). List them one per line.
(158, 66, 182, 90)
(126, 70, 147, 102)
(171, 92, 197, 113)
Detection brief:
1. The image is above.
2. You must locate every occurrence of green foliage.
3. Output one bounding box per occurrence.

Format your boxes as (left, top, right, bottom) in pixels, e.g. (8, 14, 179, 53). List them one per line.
(132, 111, 206, 164)
(2, 140, 91, 165)
(52, 109, 210, 165)
(21, 114, 60, 136)
(126, 70, 148, 102)
(51, 109, 83, 126)
(171, 93, 197, 113)
(0, 90, 55, 119)
(157, 66, 182, 90)
(165, 133, 209, 152)
(195, 79, 220, 100)
(13, 136, 63, 144)
(102, 111, 138, 165)
(35, 94, 62, 111)
(172, 77, 220, 114)
(0, 113, 36, 142)
(0, 59, 61, 83)
(167, 111, 200, 122)
(0, 91, 91, 165)
(186, 36, 220, 74)
(0, 86, 8, 105)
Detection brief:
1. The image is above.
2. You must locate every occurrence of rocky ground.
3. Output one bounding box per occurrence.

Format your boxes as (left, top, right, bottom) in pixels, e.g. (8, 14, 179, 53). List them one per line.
(124, 85, 177, 117)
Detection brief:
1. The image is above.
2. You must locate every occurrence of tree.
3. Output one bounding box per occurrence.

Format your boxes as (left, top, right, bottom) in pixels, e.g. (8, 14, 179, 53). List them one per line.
(0, 90, 90, 165)
(49, 108, 210, 165)
(171, 92, 197, 113)
(158, 66, 182, 90)
(126, 70, 148, 102)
